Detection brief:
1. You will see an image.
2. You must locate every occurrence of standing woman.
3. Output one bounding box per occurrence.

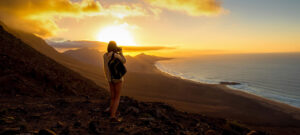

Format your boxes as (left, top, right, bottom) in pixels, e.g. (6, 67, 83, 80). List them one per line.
(103, 41, 126, 121)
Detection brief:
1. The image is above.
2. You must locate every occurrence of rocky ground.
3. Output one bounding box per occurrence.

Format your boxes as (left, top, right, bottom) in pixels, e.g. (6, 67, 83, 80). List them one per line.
(0, 96, 266, 135)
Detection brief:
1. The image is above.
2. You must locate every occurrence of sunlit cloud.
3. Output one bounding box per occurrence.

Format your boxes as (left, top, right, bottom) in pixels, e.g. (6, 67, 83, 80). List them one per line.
(144, 0, 224, 16)
(100, 4, 148, 19)
(0, 0, 102, 37)
(0, 0, 225, 38)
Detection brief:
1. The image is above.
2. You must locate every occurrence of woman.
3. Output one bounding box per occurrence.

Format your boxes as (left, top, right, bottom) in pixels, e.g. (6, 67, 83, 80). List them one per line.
(103, 41, 126, 121)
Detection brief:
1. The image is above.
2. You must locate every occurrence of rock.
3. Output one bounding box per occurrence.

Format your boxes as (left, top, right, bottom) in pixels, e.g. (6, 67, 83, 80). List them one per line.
(139, 112, 153, 119)
(171, 122, 184, 130)
(0, 116, 15, 124)
(139, 117, 155, 121)
(1, 128, 20, 135)
(89, 121, 102, 134)
(155, 109, 169, 120)
(247, 130, 259, 135)
(55, 99, 69, 108)
(15, 107, 27, 114)
(56, 121, 64, 128)
(205, 129, 217, 135)
(30, 113, 41, 119)
(19, 124, 27, 131)
(220, 82, 241, 85)
(38, 129, 56, 135)
(155, 109, 163, 118)
(152, 127, 162, 133)
(73, 121, 81, 128)
(60, 127, 70, 135)
(93, 108, 101, 112)
(125, 106, 139, 114)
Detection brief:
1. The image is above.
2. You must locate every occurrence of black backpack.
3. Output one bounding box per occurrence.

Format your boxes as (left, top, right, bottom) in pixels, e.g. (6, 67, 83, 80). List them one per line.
(108, 53, 127, 80)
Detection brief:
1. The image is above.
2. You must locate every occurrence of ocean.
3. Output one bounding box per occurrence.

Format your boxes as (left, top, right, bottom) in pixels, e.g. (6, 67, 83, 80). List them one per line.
(155, 53, 300, 108)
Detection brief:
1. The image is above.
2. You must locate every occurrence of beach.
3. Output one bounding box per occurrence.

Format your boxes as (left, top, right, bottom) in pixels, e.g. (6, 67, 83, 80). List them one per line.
(121, 58, 300, 134)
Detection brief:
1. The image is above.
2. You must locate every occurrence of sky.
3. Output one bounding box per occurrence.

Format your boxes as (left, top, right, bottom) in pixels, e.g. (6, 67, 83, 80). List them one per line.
(0, 0, 300, 55)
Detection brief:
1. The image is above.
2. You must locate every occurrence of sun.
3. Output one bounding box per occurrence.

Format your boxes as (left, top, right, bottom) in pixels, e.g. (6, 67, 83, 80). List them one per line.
(97, 25, 136, 46)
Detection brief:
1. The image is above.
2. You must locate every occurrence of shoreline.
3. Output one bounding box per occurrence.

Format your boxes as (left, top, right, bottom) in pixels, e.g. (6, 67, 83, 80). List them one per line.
(122, 57, 300, 134)
(153, 61, 300, 113)
(154, 60, 300, 109)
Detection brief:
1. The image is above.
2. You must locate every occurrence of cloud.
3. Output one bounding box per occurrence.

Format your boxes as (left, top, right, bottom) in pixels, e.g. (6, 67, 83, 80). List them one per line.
(0, 0, 225, 38)
(100, 4, 149, 19)
(0, 0, 102, 37)
(144, 0, 224, 16)
(0, 0, 159, 37)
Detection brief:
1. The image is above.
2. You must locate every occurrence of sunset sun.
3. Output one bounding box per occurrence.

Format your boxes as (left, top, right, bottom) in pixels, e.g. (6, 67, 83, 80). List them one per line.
(97, 25, 136, 46)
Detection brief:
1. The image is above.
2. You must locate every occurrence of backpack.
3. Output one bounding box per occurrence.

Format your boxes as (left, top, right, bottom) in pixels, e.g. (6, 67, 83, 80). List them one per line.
(108, 53, 127, 80)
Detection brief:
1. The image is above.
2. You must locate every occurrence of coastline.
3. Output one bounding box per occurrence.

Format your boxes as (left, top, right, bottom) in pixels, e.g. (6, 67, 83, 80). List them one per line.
(154, 59, 300, 108)
(154, 60, 300, 112)
(122, 58, 300, 135)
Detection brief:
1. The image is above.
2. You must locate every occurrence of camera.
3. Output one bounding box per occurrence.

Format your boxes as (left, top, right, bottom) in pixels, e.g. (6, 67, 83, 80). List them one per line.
(116, 47, 122, 52)
(113, 47, 122, 53)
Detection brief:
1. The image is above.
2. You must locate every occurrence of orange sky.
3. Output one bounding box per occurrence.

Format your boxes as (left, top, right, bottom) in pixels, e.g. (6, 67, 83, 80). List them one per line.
(0, 0, 299, 56)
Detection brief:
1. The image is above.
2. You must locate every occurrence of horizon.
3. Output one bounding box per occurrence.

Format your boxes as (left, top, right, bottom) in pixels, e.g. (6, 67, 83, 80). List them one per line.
(1, 0, 300, 56)
(47, 40, 300, 57)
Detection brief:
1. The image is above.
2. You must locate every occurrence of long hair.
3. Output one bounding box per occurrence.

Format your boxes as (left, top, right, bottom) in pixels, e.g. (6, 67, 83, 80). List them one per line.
(107, 41, 118, 52)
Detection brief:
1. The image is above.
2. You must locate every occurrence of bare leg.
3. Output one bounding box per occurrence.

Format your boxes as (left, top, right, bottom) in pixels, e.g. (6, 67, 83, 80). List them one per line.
(109, 82, 115, 113)
(110, 81, 122, 118)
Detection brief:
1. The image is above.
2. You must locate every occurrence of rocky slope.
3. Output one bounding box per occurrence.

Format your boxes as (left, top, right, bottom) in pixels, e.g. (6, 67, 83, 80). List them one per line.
(0, 25, 265, 135)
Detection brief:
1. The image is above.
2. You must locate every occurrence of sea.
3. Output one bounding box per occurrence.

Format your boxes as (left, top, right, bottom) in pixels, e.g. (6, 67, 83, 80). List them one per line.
(155, 53, 300, 108)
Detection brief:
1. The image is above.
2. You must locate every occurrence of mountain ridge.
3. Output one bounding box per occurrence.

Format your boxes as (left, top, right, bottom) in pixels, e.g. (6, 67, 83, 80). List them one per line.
(0, 23, 264, 134)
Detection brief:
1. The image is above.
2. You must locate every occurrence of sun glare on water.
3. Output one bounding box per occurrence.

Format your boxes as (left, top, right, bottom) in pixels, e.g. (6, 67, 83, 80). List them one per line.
(97, 25, 136, 46)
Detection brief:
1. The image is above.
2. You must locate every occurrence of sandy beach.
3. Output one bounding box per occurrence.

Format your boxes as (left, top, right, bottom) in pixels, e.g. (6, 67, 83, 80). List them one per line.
(120, 59, 300, 135)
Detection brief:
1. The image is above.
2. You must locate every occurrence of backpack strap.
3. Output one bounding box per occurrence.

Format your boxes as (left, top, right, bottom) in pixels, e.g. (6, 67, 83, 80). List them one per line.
(108, 52, 115, 82)
(108, 52, 115, 65)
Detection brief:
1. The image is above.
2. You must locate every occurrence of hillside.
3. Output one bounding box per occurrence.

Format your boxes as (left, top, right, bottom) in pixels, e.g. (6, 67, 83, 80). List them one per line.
(63, 48, 171, 73)
(63, 48, 104, 67)
(0, 21, 108, 88)
(0, 25, 107, 98)
(0, 24, 265, 134)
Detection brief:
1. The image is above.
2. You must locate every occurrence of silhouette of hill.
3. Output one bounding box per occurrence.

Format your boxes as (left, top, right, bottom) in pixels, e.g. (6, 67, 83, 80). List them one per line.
(63, 48, 171, 73)
(0, 21, 108, 87)
(0, 25, 107, 98)
(47, 40, 107, 51)
(0, 23, 265, 134)
(64, 48, 104, 67)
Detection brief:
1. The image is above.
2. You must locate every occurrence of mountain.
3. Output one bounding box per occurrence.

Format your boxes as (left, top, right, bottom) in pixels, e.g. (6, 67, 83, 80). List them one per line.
(47, 40, 107, 51)
(0, 21, 108, 87)
(126, 53, 172, 73)
(0, 23, 264, 134)
(63, 48, 171, 73)
(0, 25, 107, 98)
(63, 48, 104, 67)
